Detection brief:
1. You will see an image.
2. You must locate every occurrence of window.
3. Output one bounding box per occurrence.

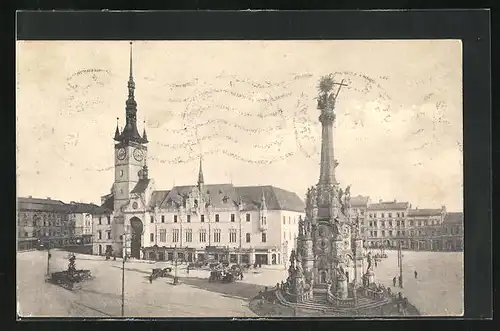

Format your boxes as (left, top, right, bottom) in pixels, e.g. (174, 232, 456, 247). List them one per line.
(150, 216, 154, 223)
(397, 220, 400, 227)
(288, 216, 291, 224)
(107, 216, 111, 224)
(389, 221, 393, 227)
(261, 232, 267, 243)
(229, 229, 237, 243)
(215, 214, 220, 222)
(361, 210, 365, 215)
(98, 230, 102, 239)
(201, 215, 205, 222)
(231, 214, 235, 222)
(409, 221, 413, 226)
(402, 230, 406, 236)
(199, 230, 206, 243)
(119, 235, 123, 240)
(187, 215, 191, 223)
(388, 213, 392, 218)
(284, 231, 286, 240)
(382, 231, 386, 237)
(150, 233, 154, 242)
(107, 231, 111, 239)
(160, 229, 166, 242)
(246, 213, 251, 222)
(397, 230, 400, 236)
(173, 229, 179, 242)
(381, 213, 385, 218)
(214, 229, 221, 243)
(373, 231, 378, 237)
(389, 230, 393, 236)
(161, 215, 165, 223)
(174, 215, 178, 223)
(98, 217, 102, 225)
(185, 229, 193, 243)
(246, 233, 251, 243)
(401, 212, 405, 217)
(397, 212, 400, 217)
(424, 220, 428, 226)
(283, 216, 286, 224)
(24, 231, 28, 237)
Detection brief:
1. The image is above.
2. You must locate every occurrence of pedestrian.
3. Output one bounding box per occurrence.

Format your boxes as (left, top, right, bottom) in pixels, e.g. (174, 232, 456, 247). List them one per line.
(375, 260, 378, 268)
(414, 270, 418, 279)
(393, 276, 397, 287)
(149, 275, 153, 284)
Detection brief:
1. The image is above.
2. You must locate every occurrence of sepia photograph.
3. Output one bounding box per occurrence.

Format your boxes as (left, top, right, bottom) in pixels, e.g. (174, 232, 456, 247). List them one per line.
(16, 39, 464, 318)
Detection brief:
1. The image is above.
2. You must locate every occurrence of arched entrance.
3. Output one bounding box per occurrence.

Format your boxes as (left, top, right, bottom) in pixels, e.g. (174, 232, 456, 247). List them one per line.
(130, 217, 143, 259)
(320, 270, 327, 283)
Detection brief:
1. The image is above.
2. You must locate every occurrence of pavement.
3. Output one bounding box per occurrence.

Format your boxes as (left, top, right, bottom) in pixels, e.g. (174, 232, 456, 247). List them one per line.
(17, 249, 463, 317)
(368, 249, 464, 316)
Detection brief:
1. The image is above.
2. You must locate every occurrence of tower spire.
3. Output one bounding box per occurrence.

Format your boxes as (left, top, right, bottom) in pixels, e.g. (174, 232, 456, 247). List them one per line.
(114, 117, 121, 141)
(197, 156, 204, 186)
(261, 189, 267, 210)
(116, 41, 143, 143)
(142, 120, 148, 143)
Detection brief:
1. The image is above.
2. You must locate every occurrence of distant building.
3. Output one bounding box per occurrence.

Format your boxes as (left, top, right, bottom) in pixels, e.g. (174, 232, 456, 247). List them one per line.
(441, 212, 463, 251)
(91, 44, 305, 265)
(365, 199, 410, 249)
(16, 196, 99, 251)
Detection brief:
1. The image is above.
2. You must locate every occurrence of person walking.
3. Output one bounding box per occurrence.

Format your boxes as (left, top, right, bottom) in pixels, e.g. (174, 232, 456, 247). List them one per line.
(414, 270, 418, 279)
(393, 276, 397, 287)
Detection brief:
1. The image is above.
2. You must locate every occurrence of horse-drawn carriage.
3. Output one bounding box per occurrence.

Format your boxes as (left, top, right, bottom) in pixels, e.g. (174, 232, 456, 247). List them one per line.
(208, 264, 243, 283)
(150, 267, 172, 280)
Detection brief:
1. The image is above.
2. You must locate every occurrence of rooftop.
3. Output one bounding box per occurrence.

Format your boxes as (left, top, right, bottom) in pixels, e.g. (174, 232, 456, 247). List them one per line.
(368, 200, 409, 210)
(408, 208, 444, 217)
(443, 212, 463, 224)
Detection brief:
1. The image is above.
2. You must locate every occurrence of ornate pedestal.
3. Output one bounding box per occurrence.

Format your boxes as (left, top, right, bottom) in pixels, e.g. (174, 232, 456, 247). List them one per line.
(365, 270, 375, 285)
(336, 277, 348, 299)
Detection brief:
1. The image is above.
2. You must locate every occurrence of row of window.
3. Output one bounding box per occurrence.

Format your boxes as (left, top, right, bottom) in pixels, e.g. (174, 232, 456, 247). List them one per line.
(283, 216, 297, 225)
(368, 212, 405, 218)
(149, 213, 255, 224)
(98, 216, 112, 225)
(149, 230, 267, 244)
(97, 230, 112, 240)
(368, 219, 441, 228)
(368, 228, 459, 238)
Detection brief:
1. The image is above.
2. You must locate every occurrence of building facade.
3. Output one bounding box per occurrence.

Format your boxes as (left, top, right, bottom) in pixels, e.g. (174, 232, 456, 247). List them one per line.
(16, 197, 98, 251)
(363, 201, 462, 252)
(91, 43, 305, 265)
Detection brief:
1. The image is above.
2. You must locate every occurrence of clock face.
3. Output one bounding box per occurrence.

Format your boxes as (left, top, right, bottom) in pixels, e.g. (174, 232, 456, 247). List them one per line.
(117, 148, 127, 160)
(133, 148, 144, 161)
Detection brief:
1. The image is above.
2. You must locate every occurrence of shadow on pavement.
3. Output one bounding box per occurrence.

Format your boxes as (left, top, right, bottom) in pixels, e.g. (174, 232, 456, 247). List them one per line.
(180, 276, 266, 301)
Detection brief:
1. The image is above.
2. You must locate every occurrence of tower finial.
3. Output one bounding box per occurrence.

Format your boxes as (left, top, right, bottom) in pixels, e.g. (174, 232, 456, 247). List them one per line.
(129, 41, 133, 80)
(198, 156, 204, 186)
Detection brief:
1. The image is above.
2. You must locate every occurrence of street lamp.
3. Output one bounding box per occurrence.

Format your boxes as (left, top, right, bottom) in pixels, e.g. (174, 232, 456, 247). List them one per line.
(398, 240, 404, 288)
(121, 231, 126, 317)
(173, 244, 179, 284)
(46, 239, 52, 276)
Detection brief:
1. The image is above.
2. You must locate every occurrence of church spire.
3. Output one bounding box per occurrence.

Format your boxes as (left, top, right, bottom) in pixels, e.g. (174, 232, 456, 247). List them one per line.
(114, 117, 121, 141)
(116, 41, 143, 143)
(261, 189, 267, 210)
(197, 157, 204, 186)
(142, 121, 148, 143)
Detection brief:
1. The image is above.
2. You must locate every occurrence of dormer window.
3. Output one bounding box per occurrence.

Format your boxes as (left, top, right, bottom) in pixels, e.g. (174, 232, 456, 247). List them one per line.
(222, 196, 229, 203)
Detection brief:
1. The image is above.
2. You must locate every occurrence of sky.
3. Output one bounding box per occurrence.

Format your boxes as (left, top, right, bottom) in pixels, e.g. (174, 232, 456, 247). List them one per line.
(16, 40, 463, 211)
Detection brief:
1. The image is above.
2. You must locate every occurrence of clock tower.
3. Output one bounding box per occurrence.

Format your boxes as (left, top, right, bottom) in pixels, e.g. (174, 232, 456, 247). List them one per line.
(113, 42, 149, 212)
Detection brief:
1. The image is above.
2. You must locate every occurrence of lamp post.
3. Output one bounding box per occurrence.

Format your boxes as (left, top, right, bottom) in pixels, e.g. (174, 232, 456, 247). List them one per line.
(121, 230, 127, 317)
(398, 240, 404, 288)
(173, 244, 179, 284)
(46, 239, 51, 276)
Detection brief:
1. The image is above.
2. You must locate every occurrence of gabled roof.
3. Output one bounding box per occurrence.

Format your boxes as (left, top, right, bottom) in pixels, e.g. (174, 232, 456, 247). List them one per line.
(149, 190, 170, 209)
(161, 184, 239, 209)
(368, 201, 409, 210)
(67, 202, 101, 214)
(131, 178, 151, 194)
(408, 208, 443, 217)
(443, 212, 463, 224)
(350, 195, 370, 207)
(17, 197, 70, 213)
(236, 185, 305, 213)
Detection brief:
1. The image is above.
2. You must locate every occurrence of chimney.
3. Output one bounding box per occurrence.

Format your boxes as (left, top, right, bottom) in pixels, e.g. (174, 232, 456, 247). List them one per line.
(47, 197, 51, 200)
(393, 198, 397, 203)
(28, 195, 32, 198)
(379, 199, 382, 203)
